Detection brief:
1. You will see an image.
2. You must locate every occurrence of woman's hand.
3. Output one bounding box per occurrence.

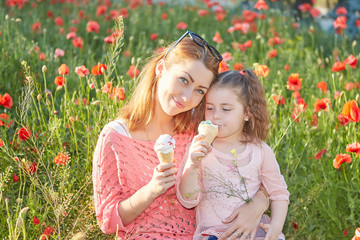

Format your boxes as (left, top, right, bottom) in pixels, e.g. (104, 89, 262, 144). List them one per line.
(147, 163, 177, 199)
(187, 134, 211, 169)
(218, 192, 268, 240)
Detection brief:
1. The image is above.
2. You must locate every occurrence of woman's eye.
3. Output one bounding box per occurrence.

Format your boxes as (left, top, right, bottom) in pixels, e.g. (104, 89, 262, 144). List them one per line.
(206, 107, 213, 111)
(180, 77, 188, 84)
(196, 89, 205, 95)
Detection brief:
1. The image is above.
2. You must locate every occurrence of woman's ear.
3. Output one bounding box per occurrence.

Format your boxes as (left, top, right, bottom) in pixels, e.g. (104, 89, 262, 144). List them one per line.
(155, 59, 164, 77)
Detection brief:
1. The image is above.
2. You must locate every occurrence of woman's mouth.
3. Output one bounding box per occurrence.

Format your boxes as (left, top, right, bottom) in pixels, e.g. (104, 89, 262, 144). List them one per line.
(172, 97, 185, 109)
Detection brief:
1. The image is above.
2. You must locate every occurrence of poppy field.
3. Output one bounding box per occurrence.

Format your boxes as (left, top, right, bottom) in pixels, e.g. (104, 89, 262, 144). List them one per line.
(0, 0, 360, 239)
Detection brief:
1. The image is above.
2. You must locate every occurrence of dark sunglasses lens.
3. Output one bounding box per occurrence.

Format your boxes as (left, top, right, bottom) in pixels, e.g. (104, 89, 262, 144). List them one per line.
(208, 45, 223, 61)
(191, 34, 206, 47)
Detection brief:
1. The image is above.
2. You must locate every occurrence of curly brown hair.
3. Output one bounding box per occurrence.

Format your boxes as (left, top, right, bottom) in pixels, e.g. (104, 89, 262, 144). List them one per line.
(212, 70, 269, 142)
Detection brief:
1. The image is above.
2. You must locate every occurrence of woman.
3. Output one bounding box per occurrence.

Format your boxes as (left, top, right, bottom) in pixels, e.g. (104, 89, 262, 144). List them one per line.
(92, 31, 269, 239)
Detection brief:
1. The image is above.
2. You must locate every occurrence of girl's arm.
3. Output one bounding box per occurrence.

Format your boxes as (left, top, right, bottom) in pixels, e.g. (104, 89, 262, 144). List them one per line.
(178, 135, 210, 202)
(260, 200, 288, 240)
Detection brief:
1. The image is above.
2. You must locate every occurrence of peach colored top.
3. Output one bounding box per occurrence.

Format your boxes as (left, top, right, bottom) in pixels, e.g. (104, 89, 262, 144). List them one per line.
(92, 120, 196, 239)
(176, 141, 290, 239)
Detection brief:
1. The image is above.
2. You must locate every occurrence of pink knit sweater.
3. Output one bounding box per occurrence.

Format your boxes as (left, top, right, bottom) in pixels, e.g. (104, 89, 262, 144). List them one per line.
(176, 142, 289, 239)
(92, 121, 196, 239)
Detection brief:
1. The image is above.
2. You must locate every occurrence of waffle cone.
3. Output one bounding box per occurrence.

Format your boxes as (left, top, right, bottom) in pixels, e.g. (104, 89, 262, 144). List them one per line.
(199, 125, 218, 144)
(156, 150, 174, 163)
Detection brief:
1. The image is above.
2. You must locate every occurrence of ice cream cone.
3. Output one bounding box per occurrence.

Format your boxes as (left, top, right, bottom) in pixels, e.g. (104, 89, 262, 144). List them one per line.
(198, 120, 218, 145)
(154, 134, 175, 164)
(156, 150, 174, 163)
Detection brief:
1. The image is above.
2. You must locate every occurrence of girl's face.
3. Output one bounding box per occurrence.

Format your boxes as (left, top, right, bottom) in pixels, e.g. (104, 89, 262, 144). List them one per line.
(156, 59, 213, 116)
(205, 86, 249, 141)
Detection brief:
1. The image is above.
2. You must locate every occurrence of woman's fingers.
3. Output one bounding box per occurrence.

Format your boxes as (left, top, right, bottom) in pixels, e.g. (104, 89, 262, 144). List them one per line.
(156, 163, 176, 172)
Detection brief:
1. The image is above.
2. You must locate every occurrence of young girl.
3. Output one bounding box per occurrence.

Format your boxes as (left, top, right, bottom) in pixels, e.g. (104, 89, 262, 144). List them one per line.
(177, 70, 290, 240)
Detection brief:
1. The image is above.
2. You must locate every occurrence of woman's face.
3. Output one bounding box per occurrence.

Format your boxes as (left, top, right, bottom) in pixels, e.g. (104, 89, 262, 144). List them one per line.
(156, 59, 213, 116)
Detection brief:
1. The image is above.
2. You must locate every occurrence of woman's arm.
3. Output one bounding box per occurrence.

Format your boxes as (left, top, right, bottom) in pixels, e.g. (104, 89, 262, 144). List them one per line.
(218, 189, 269, 240)
(119, 163, 177, 225)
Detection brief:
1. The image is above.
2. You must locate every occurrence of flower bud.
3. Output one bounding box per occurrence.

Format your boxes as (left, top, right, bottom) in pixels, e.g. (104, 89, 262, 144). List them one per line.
(91, 100, 101, 105)
(69, 117, 76, 122)
(42, 65, 47, 73)
(37, 94, 42, 101)
(89, 83, 95, 89)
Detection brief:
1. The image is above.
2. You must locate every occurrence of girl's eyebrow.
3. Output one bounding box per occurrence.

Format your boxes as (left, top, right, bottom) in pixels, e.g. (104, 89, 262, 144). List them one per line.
(183, 71, 208, 90)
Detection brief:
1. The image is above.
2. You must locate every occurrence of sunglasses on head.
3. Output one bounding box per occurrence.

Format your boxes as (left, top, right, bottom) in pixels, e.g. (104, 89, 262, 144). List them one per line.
(163, 30, 223, 63)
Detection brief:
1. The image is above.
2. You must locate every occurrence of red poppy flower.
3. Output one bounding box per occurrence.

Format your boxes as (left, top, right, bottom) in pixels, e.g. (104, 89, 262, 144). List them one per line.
(86, 21, 100, 33)
(343, 54, 357, 69)
(161, 13, 168, 20)
(333, 153, 352, 169)
(338, 100, 360, 124)
(222, 52, 232, 62)
(17, 127, 32, 141)
(310, 114, 319, 127)
(268, 36, 284, 46)
(310, 8, 321, 18)
(102, 82, 113, 94)
(91, 63, 107, 76)
(272, 95, 285, 105)
(0, 113, 13, 128)
(75, 65, 89, 77)
(0, 139, 3, 147)
(352, 228, 360, 240)
(150, 33, 158, 41)
(244, 40, 252, 48)
(336, 7, 347, 15)
(66, 32, 76, 39)
(291, 104, 306, 123)
(233, 63, 243, 71)
(198, 9, 209, 16)
(284, 64, 290, 71)
(54, 17, 63, 26)
(54, 153, 69, 165)
(127, 65, 140, 78)
(54, 76, 65, 86)
(33, 216, 40, 225)
(110, 87, 125, 101)
(313, 98, 331, 112)
(176, 21, 188, 30)
(58, 64, 69, 75)
(218, 60, 230, 73)
(254, 0, 268, 10)
(41, 226, 54, 240)
(0, 93, 13, 109)
(316, 81, 327, 93)
(96, 5, 107, 16)
(346, 142, 360, 155)
(32, 21, 41, 33)
(334, 91, 342, 100)
(254, 65, 269, 77)
(345, 82, 359, 91)
(268, 49, 277, 58)
(314, 149, 327, 159)
(213, 32, 223, 44)
(72, 37, 83, 48)
(334, 16, 347, 29)
(287, 73, 302, 91)
(54, 48, 65, 59)
(12, 174, 19, 182)
(24, 162, 37, 174)
(291, 222, 299, 230)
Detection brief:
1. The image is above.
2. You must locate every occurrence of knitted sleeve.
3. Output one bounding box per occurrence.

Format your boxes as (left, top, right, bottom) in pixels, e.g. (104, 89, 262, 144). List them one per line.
(176, 143, 202, 209)
(92, 126, 131, 234)
(260, 143, 290, 203)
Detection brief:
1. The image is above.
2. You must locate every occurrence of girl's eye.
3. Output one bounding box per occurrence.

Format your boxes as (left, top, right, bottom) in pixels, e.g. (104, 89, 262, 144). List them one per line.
(223, 108, 231, 111)
(180, 77, 188, 84)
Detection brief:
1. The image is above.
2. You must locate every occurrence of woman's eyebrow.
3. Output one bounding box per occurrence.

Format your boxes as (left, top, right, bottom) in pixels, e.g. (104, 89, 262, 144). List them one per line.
(183, 71, 208, 90)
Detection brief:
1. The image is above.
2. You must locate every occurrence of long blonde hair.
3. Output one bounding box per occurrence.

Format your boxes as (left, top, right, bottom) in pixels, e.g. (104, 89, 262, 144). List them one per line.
(119, 37, 219, 133)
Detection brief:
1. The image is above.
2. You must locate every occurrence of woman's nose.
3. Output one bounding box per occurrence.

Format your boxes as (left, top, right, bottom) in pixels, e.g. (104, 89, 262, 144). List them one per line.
(181, 88, 193, 103)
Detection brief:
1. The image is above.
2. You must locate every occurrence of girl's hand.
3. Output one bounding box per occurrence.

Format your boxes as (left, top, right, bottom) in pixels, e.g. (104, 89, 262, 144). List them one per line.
(259, 223, 282, 240)
(218, 196, 266, 240)
(188, 134, 211, 169)
(147, 163, 177, 199)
